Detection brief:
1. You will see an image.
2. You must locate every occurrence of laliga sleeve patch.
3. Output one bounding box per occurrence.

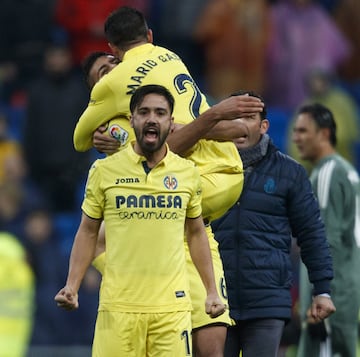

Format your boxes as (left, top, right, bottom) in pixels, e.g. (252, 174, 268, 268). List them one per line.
(107, 122, 129, 146)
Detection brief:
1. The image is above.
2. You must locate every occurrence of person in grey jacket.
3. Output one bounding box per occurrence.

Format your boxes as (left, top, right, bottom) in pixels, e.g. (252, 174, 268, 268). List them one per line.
(293, 103, 360, 357)
(212, 90, 336, 357)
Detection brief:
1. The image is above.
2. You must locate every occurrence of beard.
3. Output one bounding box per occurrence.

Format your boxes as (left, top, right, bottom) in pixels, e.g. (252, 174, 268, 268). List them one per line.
(134, 124, 171, 154)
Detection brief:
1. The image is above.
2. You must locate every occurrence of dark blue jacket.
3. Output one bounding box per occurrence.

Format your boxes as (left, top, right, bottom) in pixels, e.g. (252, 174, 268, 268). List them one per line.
(212, 141, 333, 321)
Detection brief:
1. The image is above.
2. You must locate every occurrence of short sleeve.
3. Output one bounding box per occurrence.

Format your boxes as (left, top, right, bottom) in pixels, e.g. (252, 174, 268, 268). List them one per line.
(186, 165, 203, 219)
(81, 161, 104, 219)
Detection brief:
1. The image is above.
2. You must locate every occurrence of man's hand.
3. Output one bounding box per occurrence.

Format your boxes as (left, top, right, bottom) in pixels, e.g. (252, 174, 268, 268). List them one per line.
(54, 286, 79, 311)
(93, 125, 120, 155)
(308, 295, 336, 324)
(210, 94, 264, 121)
(205, 292, 227, 318)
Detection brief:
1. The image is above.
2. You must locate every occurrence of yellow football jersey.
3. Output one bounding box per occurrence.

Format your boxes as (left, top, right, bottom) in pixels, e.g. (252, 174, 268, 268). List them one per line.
(74, 43, 242, 178)
(82, 143, 202, 313)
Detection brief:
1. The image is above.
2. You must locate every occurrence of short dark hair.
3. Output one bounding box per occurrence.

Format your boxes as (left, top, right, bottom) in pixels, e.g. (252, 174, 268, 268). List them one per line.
(81, 51, 112, 89)
(130, 85, 175, 114)
(104, 6, 148, 49)
(230, 90, 267, 120)
(297, 103, 337, 147)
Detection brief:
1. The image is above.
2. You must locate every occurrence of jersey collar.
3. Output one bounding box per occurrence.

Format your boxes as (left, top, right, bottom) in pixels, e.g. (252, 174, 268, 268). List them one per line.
(127, 141, 170, 168)
(123, 43, 155, 62)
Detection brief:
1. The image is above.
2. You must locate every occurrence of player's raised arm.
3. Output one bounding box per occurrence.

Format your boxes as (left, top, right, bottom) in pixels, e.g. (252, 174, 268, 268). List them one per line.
(167, 94, 264, 154)
(73, 81, 119, 152)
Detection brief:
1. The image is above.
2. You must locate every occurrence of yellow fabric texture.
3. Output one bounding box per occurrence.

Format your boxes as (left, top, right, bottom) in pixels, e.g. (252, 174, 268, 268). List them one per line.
(0, 233, 34, 357)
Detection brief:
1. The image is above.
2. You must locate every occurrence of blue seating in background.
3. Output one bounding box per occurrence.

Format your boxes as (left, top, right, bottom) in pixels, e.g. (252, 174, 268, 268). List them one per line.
(0, 103, 26, 141)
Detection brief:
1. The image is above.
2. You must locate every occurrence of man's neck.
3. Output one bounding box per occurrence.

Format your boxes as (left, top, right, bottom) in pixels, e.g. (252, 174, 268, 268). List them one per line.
(117, 40, 149, 60)
(133, 143, 167, 168)
(313, 146, 336, 165)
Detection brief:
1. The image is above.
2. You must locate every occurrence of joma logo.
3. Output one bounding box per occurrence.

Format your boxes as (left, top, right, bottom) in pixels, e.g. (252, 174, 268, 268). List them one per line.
(115, 178, 140, 184)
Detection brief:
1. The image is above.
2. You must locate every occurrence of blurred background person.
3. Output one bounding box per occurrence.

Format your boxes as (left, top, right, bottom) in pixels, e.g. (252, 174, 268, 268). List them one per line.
(287, 68, 360, 171)
(333, 0, 360, 85)
(22, 43, 91, 213)
(0, 181, 28, 241)
(0, 0, 58, 103)
(0, 112, 22, 184)
(293, 103, 360, 357)
(55, 0, 149, 68)
(22, 208, 68, 348)
(151, 0, 208, 92)
(264, 0, 351, 112)
(0, 232, 34, 357)
(23, 207, 100, 355)
(194, 0, 270, 102)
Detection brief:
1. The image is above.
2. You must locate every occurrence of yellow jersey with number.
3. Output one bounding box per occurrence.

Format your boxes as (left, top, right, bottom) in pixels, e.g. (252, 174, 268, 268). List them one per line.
(74, 43, 242, 178)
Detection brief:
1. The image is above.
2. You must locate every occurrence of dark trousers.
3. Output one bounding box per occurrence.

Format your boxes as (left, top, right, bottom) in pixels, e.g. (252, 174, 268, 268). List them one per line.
(224, 318, 285, 357)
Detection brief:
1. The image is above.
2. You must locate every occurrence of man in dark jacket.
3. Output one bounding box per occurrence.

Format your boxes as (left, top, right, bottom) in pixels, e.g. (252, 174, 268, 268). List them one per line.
(23, 43, 90, 213)
(212, 90, 336, 357)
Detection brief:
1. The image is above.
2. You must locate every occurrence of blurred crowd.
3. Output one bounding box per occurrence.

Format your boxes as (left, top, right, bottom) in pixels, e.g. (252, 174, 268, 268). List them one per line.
(0, 0, 359, 356)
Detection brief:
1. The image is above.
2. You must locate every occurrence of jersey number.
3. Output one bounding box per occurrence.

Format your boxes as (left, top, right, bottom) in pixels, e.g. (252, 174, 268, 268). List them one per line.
(174, 74, 202, 120)
(181, 330, 191, 356)
(220, 277, 228, 299)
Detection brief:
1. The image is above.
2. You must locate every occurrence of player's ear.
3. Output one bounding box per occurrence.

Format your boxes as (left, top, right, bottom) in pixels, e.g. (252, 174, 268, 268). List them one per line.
(147, 29, 153, 44)
(130, 115, 134, 128)
(170, 117, 175, 133)
(108, 43, 124, 60)
(319, 127, 331, 143)
(108, 42, 116, 53)
(260, 119, 269, 134)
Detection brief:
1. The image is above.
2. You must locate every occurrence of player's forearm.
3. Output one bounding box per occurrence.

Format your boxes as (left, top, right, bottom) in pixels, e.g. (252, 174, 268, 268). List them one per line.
(203, 119, 246, 141)
(167, 109, 221, 154)
(66, 217, 100, 292)
(187, 231, 218, 295)
(73, 111, 97, 152)
(66, 234, 96, 292)
(167, 95, 263, 154)
(74, 105, 115, 152)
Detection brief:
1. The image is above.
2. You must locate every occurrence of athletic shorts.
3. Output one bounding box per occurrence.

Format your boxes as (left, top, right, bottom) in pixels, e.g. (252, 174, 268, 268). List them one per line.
(200, 172, 243, 222)
(92, 310, 192, 357)
(185, 225, 231, 329)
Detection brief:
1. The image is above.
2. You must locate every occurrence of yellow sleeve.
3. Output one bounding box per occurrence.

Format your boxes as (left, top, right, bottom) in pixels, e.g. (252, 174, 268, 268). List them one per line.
(186, 165, 203, 219)
(92, 252, 105, 275)
(73, 81, 120, 152)
(81, 161, 104, 219)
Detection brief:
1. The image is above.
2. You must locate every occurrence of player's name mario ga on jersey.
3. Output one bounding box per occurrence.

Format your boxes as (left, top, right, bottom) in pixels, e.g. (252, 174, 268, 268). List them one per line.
(126, 51, 181, 95)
